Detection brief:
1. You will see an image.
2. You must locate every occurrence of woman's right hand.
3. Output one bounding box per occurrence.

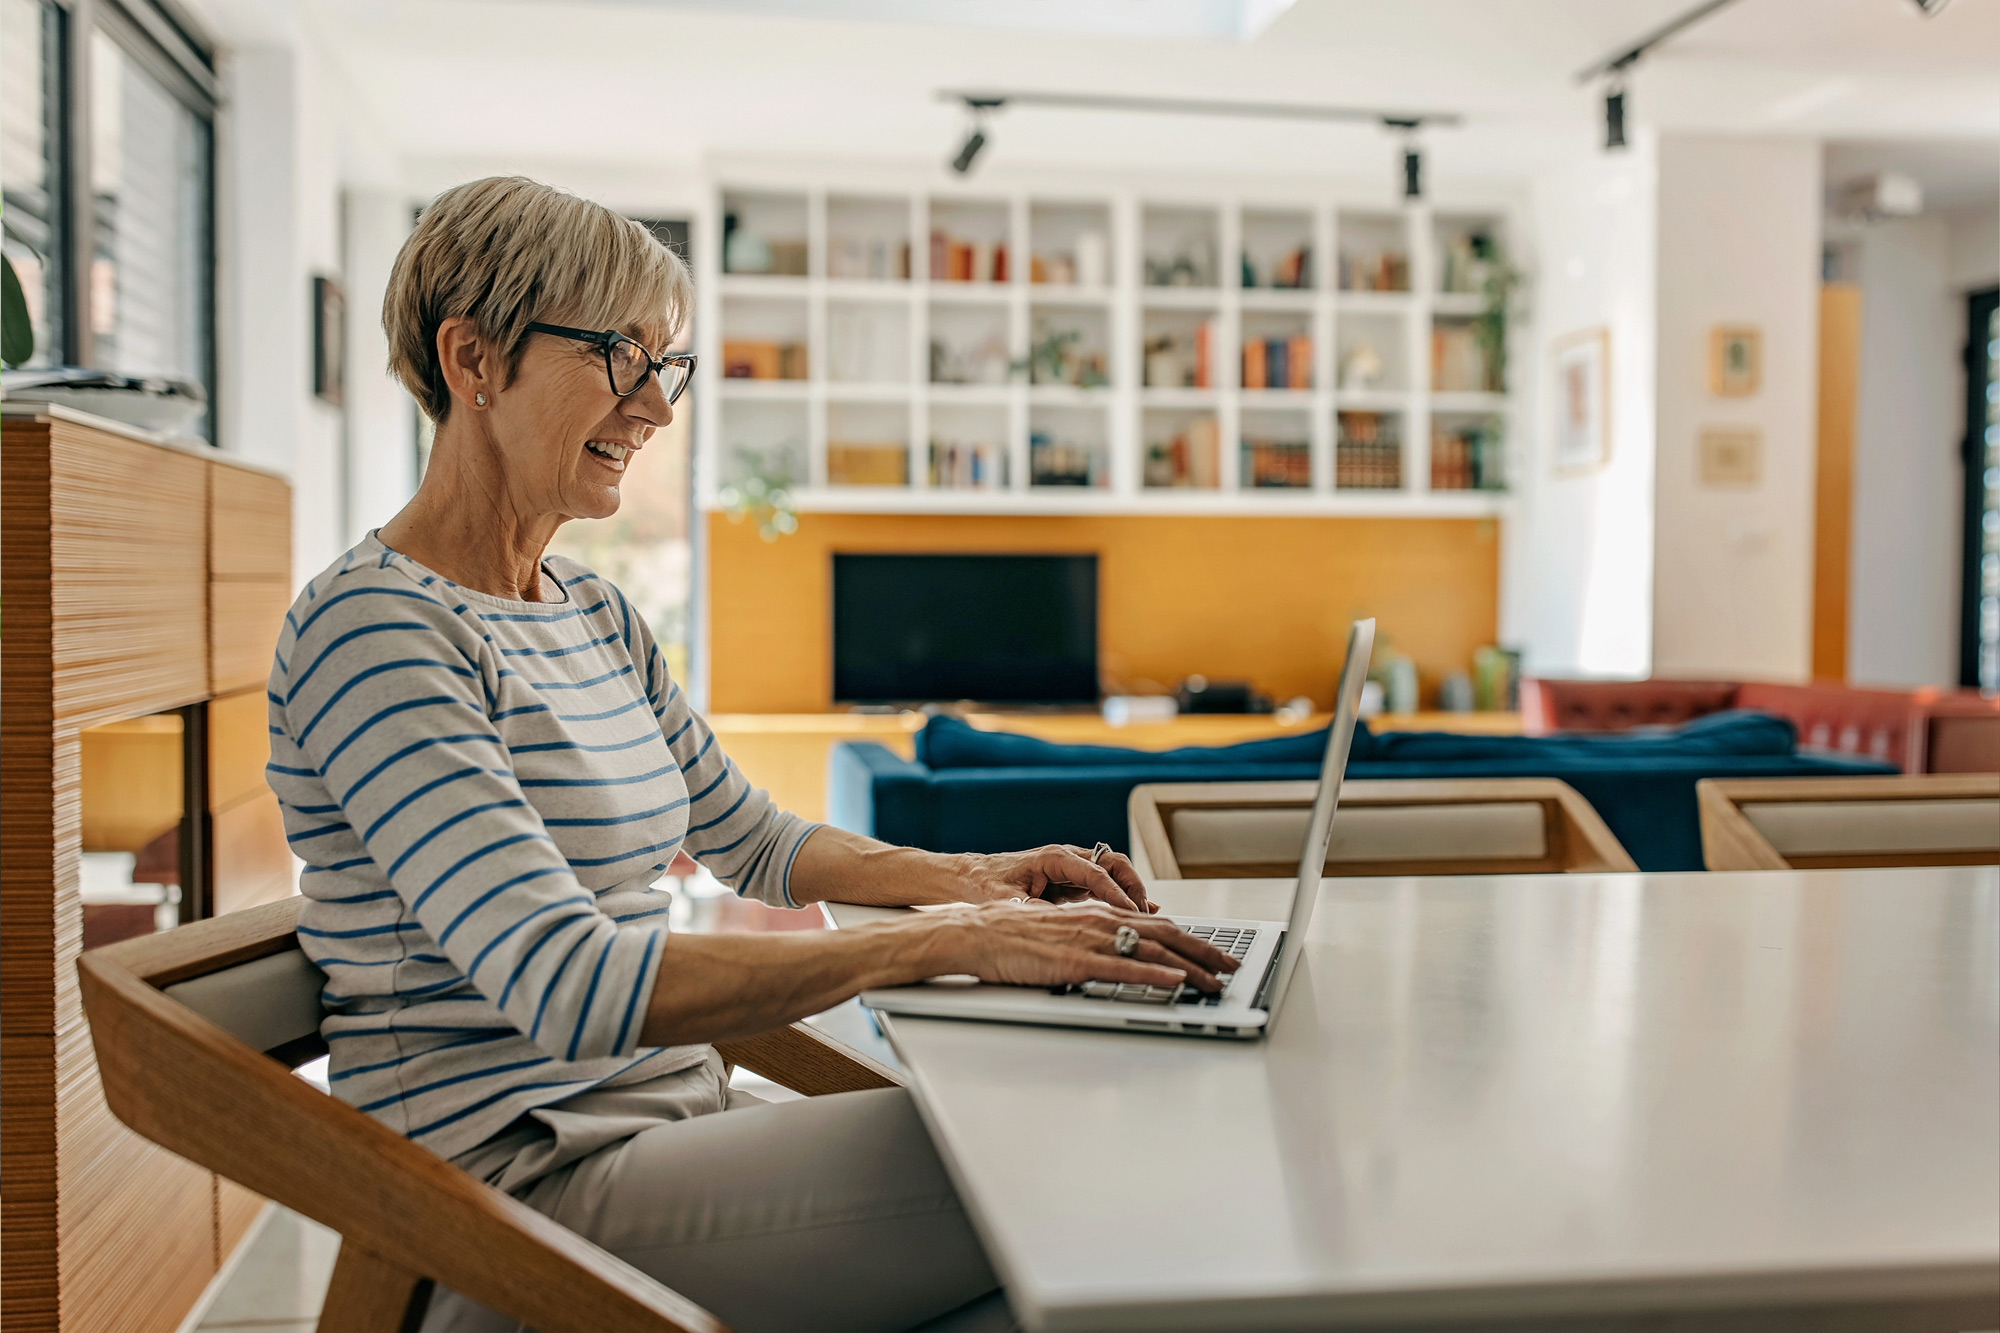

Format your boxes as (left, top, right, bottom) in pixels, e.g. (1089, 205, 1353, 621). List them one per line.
(921, 901, 1240, 993)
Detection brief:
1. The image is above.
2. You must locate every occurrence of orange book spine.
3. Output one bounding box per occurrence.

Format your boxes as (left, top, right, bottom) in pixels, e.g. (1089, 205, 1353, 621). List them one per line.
(1289, 336, 1311, 389)
(1242, 338, 1266, 390)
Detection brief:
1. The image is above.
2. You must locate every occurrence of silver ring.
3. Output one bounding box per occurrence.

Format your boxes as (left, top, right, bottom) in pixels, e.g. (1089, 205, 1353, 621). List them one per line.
(1113, 925, 1140, 957)
(1090, 841, 1113, 865)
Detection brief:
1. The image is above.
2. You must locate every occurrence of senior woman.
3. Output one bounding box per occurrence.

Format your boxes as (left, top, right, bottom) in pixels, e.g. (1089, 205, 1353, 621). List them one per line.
(267, 176, 1234, 1333)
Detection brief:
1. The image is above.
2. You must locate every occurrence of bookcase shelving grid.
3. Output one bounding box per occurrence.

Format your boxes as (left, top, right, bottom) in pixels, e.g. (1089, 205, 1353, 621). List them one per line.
(700, 179, 1519, 516)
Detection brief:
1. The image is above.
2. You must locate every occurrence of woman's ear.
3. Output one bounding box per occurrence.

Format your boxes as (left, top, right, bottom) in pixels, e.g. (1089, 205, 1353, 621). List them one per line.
(436, 316, 495, 411)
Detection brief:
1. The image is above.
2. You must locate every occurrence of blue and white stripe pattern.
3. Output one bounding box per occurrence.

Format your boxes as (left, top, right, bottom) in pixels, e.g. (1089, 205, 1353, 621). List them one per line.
(268, 533, 816, 1160)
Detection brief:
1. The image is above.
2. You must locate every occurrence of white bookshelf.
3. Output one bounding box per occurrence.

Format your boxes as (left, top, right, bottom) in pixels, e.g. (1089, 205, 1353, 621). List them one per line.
(698, 178, 1521, 516)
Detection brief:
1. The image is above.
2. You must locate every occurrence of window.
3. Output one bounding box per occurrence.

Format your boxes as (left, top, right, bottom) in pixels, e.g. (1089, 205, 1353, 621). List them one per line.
(0, 0, 216, 435)
(1, 0, 65, 367)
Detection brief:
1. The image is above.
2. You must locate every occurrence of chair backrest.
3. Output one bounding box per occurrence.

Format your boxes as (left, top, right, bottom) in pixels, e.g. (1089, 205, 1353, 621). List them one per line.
(77, 897, 725, 1333)
(1129, 777, 1637, 881)
(1698, 774, 2000, 871)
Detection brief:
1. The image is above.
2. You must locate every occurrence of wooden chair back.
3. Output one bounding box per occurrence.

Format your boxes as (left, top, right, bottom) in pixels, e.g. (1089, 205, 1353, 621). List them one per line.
(77, 897, 900, 1333)
(1697, 774, 2000, 871)
(1128, 778, 1637, 882)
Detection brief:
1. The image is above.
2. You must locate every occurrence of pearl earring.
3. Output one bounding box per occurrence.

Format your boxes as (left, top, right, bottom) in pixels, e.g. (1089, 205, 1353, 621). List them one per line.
(475, 392, 487, 406)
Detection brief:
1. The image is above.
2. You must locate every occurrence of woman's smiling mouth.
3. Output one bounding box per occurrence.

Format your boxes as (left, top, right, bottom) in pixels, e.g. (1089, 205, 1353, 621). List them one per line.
(585, 439, 633, 472)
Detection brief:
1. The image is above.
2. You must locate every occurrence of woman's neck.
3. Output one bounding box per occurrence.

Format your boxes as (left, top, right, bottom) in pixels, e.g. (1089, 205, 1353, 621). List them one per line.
(379, 433, 564, 602)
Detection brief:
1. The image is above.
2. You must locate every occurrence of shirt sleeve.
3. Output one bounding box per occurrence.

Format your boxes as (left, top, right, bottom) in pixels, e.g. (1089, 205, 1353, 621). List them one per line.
(276, 580, 666, 1062)
(603, 579, 821, 908)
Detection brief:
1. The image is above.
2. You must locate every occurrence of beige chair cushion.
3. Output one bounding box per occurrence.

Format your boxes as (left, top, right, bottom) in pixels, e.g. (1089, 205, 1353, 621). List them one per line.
(164, 948, 326, 1054)
(1743, 799, 2000, 858)
(1169, 802, 1546, 868)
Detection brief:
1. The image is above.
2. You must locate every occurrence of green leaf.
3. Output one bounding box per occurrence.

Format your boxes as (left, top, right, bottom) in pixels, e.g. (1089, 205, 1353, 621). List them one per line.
(2, 254, 33, 368)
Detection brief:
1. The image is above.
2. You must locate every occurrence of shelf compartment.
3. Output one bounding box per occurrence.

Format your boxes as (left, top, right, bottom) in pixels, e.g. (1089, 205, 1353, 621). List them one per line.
(722, 190, 809, 277)
(1240, 405, 1314, 490)
(827, 400, 912, 487)
(1140, 306, 1221, 390)
(1240, 207, 1315, 292)
(1335, 409, 1404, 491)
(826, 300, 910, 384)
(1142, 204, 1220, 289)
(1433, 212, 1508, 296)
(718, 399, 810, 492)
(1028, 200, 1114, 291)
(721, 294, 809, 382)
(827, 194, 912, 282)
(1240, 309, 1313, 392)
(1027, 304, 1111, 388)
(1430, 410, 1507, 493)
(1336, 209, 1410, 293)
(1336, 309, 1408, 392)
(1029, 404, 1109, 489)
(928, 197, 1011, 285)
(928, 402, 1010, 490)
(1431, 314, 1500, 394)
(929, 301, 1012, 386)
(1142, 407, 1221, 490)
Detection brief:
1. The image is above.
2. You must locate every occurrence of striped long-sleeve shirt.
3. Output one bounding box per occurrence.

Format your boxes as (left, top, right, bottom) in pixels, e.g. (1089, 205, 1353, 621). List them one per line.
(267, 533, 817, 1161)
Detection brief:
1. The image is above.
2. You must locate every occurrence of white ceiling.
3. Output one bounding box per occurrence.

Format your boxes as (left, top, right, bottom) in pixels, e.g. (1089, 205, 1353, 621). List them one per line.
(248, 0, 1999, 189)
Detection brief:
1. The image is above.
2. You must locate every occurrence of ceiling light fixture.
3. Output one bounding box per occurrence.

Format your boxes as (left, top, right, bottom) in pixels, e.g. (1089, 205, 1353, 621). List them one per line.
(949, 97, 1003, 175)
(1908, 0, 1954, 14)
(1384, 119, 1423, 200)
(1573, 0, 1740, 151)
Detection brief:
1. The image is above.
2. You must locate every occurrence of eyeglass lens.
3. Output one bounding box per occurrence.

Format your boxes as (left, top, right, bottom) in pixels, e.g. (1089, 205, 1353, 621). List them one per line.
(607, 337, 691, 403)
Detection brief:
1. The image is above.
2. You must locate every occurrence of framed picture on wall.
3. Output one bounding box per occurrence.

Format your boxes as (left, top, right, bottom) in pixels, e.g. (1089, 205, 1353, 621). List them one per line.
(1551, 327, 1609, 474)
(1709, 324, 1761, 396)
(313, 275, 345, 407)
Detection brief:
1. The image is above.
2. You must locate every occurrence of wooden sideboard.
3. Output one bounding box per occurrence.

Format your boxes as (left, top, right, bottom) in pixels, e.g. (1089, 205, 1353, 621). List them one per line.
(2, 406, 293, 1333)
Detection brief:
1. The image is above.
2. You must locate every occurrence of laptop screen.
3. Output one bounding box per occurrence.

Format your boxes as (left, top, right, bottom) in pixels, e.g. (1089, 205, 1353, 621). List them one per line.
(1260, 618, 1374, 1020)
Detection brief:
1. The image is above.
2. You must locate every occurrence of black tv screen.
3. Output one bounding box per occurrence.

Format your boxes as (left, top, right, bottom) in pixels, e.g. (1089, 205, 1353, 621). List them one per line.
(832, 554, 1098, 705)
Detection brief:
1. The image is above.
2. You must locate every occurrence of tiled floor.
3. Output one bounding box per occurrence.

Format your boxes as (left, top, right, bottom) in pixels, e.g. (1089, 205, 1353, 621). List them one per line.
(194, 998, 899, 1327)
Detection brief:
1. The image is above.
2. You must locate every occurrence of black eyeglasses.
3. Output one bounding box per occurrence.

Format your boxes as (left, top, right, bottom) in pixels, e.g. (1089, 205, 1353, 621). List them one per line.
(527, 322, 697, 405)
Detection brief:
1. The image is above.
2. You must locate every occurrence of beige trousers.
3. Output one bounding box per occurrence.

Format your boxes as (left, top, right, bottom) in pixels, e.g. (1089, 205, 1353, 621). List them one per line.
(421, 1060, 1011, 1333)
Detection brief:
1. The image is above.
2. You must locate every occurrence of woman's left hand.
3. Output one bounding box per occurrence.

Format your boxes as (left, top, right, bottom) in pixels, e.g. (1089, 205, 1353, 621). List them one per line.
(956, 845, 1156, 914)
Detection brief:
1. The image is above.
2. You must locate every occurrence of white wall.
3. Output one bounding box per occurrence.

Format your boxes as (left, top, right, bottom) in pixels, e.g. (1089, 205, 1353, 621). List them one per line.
(1651, 136, 1822, 681)
(1847, 214, 1966, 688)
(343, 189, 418, 543)
(1503, 138, 1658, 679)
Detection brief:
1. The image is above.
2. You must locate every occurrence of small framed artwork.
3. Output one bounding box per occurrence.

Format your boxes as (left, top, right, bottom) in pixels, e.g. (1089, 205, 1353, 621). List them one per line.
(313, 275, 346, 407)
(1709, 324, 1760, 397)
(1551, 327, 1610, 474)
(1698, 426, 1763, 487)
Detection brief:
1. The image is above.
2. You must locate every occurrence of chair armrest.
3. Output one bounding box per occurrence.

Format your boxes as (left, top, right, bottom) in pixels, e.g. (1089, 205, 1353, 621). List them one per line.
(716, 1021, 904, 1095)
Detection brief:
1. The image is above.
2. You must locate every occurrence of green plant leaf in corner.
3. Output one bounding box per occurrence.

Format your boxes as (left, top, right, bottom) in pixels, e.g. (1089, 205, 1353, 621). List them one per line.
(3, 253, 34, 367)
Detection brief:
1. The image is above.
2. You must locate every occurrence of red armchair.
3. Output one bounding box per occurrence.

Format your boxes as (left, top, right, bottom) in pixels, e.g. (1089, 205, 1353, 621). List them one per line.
(1521, 678, 1999, 775)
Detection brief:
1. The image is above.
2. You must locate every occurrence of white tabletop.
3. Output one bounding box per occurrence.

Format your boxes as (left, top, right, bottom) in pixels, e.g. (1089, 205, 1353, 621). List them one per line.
(829, 867, 2000, 1330)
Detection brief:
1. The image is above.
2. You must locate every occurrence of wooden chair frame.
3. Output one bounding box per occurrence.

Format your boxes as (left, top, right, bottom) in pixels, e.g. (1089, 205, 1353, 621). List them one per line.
(76, 897, 903, 1333)
(1128, 777, 1637, 881)
(1697, 773, 2000, 872)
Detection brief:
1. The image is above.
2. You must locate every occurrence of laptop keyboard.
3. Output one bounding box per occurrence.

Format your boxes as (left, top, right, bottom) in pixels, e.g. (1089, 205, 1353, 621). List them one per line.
(1054, 924, 1258, 1007)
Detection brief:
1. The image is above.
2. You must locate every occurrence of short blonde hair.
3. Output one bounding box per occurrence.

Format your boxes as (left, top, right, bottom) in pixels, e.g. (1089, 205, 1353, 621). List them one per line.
(384, 176, 693, 423)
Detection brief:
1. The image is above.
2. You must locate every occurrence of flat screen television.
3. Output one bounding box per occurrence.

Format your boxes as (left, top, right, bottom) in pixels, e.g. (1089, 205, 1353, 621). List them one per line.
(832, 553, 1098, 705)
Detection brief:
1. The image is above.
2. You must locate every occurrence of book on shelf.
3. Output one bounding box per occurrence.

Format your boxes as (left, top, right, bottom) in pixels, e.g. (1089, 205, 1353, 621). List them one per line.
(827, 443, 909, 487)
(1242, 437, 1311, 488)
(1243, 335, 1311, 390)
(929, 229, 1008, 283)
(1143, 416, 1220, 489)
(829, 237, 912, 281)
(722, 339, 807, 381)
(1336, 411, 1403, 490)
(928, 439, 1005, 489)
(1431, 323, 1494, 393)
(1430, 419, 1505, 492)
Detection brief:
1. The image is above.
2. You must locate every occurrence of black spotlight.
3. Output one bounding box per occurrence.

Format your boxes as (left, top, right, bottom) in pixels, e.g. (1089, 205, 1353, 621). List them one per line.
(1402, 145, 1423, 200)
(950, 128, 987, 175)
(1604, 83, 1627, 150)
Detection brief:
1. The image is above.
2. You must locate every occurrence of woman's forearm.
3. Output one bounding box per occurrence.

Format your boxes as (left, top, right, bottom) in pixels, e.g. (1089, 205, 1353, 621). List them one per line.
(784, 825, 981, 907)
(637, 916, 952, 1047)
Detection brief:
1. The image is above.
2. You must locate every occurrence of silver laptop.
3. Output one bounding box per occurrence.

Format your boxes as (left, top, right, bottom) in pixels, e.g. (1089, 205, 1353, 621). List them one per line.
(860, 618, 1376, 1040)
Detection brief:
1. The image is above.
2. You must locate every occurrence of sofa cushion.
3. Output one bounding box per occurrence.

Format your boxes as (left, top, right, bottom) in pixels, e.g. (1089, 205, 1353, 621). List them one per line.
(1367, 708, 1796, 762)
(914, 713, 1376, 770)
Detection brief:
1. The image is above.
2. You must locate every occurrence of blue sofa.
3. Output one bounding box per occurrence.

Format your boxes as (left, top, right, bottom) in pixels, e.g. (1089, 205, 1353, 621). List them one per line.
(826, 711, 1897, 872)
